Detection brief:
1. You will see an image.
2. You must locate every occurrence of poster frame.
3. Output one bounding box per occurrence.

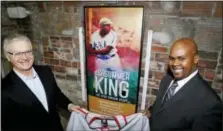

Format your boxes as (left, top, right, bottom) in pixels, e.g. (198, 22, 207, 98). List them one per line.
(84, 5, 145, 115)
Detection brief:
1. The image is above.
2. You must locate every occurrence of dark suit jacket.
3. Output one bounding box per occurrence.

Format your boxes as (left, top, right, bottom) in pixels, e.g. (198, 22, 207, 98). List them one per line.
(2, 65, 72, 131)
(150, 73, 222, 131)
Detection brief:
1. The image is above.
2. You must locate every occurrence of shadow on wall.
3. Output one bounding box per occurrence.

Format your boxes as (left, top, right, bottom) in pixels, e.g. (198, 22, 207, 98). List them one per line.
(1, 36, 12, 78)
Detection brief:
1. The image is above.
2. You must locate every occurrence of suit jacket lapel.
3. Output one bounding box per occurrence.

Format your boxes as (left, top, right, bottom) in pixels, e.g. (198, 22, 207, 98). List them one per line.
(9, 71, 45, 110)
(153, 75, 173, 115)
(155, 74, 200, 115)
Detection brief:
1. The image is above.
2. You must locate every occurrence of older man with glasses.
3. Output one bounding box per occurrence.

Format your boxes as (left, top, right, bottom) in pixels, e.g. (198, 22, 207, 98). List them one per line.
(2, 34, 78, 131)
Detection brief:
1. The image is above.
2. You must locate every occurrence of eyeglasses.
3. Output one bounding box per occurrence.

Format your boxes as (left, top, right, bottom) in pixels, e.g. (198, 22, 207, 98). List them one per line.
(7, 50, 33, 57)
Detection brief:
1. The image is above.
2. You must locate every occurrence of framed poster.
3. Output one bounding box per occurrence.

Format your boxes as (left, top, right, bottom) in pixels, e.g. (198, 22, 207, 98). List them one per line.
(84, 6, 144, 116)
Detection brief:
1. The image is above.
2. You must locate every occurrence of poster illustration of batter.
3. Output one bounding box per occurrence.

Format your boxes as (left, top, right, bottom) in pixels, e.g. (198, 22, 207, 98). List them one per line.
(84, 6, 144, 116)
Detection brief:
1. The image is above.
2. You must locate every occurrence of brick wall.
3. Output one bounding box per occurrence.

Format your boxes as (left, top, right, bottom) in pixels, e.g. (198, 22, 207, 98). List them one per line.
(1, 1, 222, 111)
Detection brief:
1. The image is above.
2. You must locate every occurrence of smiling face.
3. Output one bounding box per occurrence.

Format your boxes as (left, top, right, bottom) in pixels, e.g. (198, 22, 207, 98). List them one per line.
(7, 40, 34, 75)
(168, 39, 199, 80)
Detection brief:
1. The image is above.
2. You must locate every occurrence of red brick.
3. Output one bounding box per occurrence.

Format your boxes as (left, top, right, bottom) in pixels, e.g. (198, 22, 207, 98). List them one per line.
(61, 36, 72, 41)
(50, 59, 59, 66)
(44, 57, 50, 64)
(198, 50, 218, 60)
(60, 60, 72, 67)
(198, 60, 217, 69)
(148, 79, 160, 89)
(63, 1, 78, 6)
(51, 40, 61, 47)
(50, 36, 60, 42)
(151, 45, 168, 53)
(151, 18, 163, 26)
(155, 53, 169, 63)
(44, 51, 54, 58)
(182, 2, 214, 16)
(52, 66, 66, 73)
(154, 71, 165, 80)
(150, 61, 166, 72)
(204, 70, 215, 80)
(61, 41, 73, 48)
(50, 36, 61, 47)
(72, 61, 78, 68)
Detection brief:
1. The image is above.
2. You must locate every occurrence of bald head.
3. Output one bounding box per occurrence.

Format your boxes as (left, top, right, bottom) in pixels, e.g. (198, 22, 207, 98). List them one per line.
(168, 38, 199, 80)
(171, 38, 198, 55)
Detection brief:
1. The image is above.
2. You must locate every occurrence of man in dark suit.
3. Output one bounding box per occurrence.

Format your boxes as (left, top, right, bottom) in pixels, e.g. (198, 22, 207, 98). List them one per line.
(147, 38, 222, 131)
(2, 34, 78, 131)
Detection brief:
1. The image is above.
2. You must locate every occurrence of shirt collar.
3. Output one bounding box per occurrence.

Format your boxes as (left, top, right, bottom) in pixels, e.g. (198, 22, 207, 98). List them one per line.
(176, 69, 198, 86)
(14, 67, 37, 80)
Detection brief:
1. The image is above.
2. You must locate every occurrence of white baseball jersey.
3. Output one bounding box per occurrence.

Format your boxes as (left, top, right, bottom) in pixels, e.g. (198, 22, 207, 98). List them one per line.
(66, 108, 150, 131)
(91, 30, 117, 58)
(91, 30, 121, 70)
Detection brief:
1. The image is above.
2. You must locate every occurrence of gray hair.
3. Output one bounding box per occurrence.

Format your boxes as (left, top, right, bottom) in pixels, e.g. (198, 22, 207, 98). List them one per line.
(3, 34, 32, 55)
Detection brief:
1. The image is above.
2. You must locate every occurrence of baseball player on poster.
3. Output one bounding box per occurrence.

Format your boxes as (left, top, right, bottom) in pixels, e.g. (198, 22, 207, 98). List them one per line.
(87, 17, 122, 71)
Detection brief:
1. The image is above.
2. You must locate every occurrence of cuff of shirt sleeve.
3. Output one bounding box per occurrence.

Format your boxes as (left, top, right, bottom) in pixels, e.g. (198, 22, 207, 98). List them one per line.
(68, 103, 81, 112)
(68, 103, 74, 112)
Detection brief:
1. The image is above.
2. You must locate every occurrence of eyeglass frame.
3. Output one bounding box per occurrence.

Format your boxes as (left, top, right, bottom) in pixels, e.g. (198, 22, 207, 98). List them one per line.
(7, 50, 33, 57)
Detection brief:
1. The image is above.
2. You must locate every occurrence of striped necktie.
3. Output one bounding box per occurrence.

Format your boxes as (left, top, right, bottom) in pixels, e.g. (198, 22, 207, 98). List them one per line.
(162, 81, 178, 105)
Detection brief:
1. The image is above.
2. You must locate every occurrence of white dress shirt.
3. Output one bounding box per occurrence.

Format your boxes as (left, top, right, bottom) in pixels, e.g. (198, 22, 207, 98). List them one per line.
(14, 68, 49, 112)
(168, 70, 198, 95)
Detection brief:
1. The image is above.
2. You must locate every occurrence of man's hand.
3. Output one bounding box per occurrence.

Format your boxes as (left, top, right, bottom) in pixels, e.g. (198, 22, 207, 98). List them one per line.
(68, 103, 80, 112)
(139, 110, 151, 119)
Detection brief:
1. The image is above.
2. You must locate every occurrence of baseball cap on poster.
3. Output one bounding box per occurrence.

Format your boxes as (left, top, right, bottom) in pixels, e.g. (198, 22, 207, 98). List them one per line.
(99, 17, 113, 25)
